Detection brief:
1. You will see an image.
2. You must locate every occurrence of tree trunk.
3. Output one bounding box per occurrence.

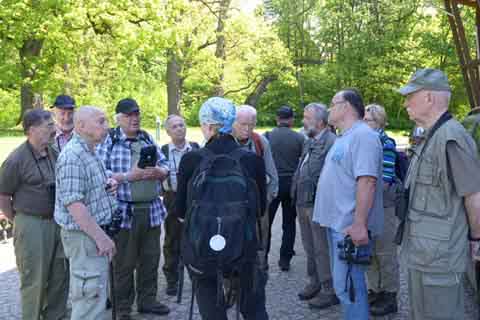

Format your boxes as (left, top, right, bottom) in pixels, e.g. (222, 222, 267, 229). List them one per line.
(244, 75, 278, 107)
(213, 0, 231, 96)
(18, 38, 44, 124)
(166, 51, 183, 115)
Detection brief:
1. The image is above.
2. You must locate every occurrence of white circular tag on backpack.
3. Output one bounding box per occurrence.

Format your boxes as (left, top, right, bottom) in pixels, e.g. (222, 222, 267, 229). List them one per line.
(209, 234, 226, 252)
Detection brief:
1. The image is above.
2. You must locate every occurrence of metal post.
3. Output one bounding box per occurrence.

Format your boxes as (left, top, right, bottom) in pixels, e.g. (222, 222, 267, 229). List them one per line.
(156, 116, 161, 142)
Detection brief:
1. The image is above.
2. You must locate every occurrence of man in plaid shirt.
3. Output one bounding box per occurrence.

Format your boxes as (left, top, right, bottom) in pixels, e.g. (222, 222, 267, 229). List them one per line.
(97, 98, 170, 319)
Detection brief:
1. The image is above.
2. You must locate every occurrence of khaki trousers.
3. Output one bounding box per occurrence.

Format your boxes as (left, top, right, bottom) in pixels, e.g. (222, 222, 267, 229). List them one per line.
(14, 213, 68, 320)
(296, 206, 332, 288)
(408, 268, 465, 320)
(113, 207, 161, 314)
(61, 229, 109, 320)
(366, 204, 399, 293)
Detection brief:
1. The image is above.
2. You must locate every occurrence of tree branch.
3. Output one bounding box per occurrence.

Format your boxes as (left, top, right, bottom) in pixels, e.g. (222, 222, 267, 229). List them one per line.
(223, 77, 259, 96)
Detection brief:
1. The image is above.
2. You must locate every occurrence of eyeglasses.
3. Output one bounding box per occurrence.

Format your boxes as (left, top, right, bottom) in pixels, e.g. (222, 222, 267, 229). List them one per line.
(329, 100, 347, 109)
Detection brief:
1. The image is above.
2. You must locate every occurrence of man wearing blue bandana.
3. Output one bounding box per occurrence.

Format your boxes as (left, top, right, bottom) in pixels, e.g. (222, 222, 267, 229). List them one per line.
(175, 97, 269, 319)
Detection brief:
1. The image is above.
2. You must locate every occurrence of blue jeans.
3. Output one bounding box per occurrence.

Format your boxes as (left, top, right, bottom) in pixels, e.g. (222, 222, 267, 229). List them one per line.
(326, 228, 371, 320)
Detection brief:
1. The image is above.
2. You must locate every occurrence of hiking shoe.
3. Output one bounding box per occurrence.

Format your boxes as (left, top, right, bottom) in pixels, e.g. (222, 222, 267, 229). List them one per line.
(308, 292, 340, 309)
(370, 292, 398, 316)
(298, 283, 321, 300)
(166, 282, 178, 296)
(278, 259, 290, 271)
(138, 302, 170, 316)
(368, 289, 380, 305)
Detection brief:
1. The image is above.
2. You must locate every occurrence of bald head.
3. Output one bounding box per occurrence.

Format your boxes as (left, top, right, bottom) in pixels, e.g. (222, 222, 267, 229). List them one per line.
(74, 106, 109, 147)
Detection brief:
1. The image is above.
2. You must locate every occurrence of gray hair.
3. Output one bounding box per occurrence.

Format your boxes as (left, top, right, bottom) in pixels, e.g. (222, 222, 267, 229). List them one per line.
(22, 109, 52, 134)
(164, 114, 185, 130)
(304, 102, 328, 124)
(237, 105, 257, 119)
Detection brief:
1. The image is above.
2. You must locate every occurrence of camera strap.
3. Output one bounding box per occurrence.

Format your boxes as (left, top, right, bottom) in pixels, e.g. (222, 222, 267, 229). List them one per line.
(27, 142, 54, 184)
(344, 264, 356, 303)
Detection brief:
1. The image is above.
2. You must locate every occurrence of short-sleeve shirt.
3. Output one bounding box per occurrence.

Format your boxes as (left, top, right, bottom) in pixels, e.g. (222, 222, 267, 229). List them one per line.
(313, 121, 384, 236)
(446, 140, 480, 197)
(0, 141, 57, 217)
(54, 134, 116, 230)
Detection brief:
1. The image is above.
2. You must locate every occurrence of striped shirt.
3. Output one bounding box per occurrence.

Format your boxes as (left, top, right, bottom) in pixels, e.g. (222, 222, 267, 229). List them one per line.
(54, 133, 117, 230)
(377, 129, 397, 184)
(96, 127, 168, 229)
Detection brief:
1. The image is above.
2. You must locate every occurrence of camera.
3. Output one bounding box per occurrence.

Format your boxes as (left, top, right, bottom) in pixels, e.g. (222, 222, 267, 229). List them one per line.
(138, 145, 157, 169)
(337, 235, 371, 265)
(105, 208, 123, 238)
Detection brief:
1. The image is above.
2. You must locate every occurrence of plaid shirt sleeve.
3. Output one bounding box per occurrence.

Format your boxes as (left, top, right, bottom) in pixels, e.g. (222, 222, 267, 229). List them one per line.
(56, 153, 86, 207)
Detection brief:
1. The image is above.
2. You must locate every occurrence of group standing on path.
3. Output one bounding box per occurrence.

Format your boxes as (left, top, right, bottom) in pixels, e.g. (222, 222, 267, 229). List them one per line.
(0, 68, 480, 320)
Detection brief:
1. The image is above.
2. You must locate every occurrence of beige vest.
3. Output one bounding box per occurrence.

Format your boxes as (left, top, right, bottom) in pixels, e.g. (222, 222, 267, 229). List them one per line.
(401, 119, 476, 273)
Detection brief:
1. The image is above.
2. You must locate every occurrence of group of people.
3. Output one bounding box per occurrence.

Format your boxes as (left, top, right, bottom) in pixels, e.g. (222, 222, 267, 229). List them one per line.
(0, 67, 479, 320)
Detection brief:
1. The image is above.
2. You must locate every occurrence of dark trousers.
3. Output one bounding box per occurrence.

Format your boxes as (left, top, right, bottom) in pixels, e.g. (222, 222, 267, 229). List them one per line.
(162, 191, 183, 285)
(191, 265, 269, 320)
(113, 207, 161, 315)
(267, 176, 297, 261)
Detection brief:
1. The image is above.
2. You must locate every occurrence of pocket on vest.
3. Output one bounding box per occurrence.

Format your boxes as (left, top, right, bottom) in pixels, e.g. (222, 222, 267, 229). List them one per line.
(411, 162, 447, 218)
(407, 215, 451, 269)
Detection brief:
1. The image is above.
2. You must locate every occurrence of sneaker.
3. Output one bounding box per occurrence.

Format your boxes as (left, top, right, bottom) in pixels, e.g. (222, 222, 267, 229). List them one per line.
(368, 289, 380, 305)
(308, 292, 340, 309)
(166, 282, 178, 296)
(369, 292, 398, 316)
(278, 258, 290, 271)
(138, 302, 170, 316)
(298, 283, 321, 301)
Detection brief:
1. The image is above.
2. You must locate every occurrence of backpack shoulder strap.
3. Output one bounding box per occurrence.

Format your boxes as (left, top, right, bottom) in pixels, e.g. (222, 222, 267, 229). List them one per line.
(138, 129, 154, 145)
(190, 141, 200, 150)
(161, 144, 169, 160)
(251, 132, 264, 157)
(106, 127, 120, 170)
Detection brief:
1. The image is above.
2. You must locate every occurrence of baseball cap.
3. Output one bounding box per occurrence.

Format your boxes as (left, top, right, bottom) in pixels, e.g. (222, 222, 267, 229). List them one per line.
(51, 95, 75, 109)
(276, 106, 294, 119)
(116, 98, 140, 114)
(397, 68, 451, 96)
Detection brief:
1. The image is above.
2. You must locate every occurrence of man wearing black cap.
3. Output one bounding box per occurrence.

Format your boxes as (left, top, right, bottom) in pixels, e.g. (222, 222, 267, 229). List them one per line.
(97, 98, 171, 319)
(265, 106, 304, 271)
(51, 94, 76, 153)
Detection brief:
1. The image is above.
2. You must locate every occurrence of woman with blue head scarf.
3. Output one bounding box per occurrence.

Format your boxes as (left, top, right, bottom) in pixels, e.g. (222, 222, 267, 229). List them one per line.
(175, 97, 269, 320)
(198, 97, 237, 140)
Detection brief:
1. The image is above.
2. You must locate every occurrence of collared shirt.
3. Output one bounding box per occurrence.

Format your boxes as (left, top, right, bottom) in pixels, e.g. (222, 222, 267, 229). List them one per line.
(300, 128, 327, 169)
(96, 127, 168, 229)
(0, 141, 56, 217)
(55, 129, 73, 152)
(54, 134, 116, 230)
(313, 121, 384, 236)
(163, 142, 193, 192)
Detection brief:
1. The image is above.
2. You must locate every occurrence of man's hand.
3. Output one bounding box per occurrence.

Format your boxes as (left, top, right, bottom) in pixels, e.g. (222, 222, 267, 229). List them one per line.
(344, 222, 369, 246)
(105, 178, 118, 197)
(143, 166, 169, 181)
(95, 231, 116, 261)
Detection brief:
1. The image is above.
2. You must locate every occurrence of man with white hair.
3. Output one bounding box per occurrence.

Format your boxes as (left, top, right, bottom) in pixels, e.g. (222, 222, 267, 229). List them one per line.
(232, 104, 278, 270)
(397, 68, 480, 319)
(55, 106, 118, 320)
(292, 103, 338, 308)
(97, 98, 170, 319)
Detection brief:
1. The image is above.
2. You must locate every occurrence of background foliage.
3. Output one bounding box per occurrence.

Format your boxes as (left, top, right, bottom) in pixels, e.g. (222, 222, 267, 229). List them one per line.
(0, 0, 477, 129)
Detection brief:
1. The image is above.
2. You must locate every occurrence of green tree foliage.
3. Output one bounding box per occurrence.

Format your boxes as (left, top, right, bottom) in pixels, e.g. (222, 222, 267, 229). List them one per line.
(0, 0, 477, 129)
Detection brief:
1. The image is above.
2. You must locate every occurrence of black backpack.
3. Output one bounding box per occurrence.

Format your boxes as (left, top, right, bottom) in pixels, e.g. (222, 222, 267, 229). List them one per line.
(180, 148, 260, 315)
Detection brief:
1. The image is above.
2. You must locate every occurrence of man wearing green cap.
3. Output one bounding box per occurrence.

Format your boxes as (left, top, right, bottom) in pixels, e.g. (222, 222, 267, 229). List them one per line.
(397, 68, 480, 319)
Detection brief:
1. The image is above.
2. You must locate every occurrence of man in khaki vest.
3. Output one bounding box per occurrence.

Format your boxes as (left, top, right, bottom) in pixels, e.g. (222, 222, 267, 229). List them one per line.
(397, 68, 480, 319)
